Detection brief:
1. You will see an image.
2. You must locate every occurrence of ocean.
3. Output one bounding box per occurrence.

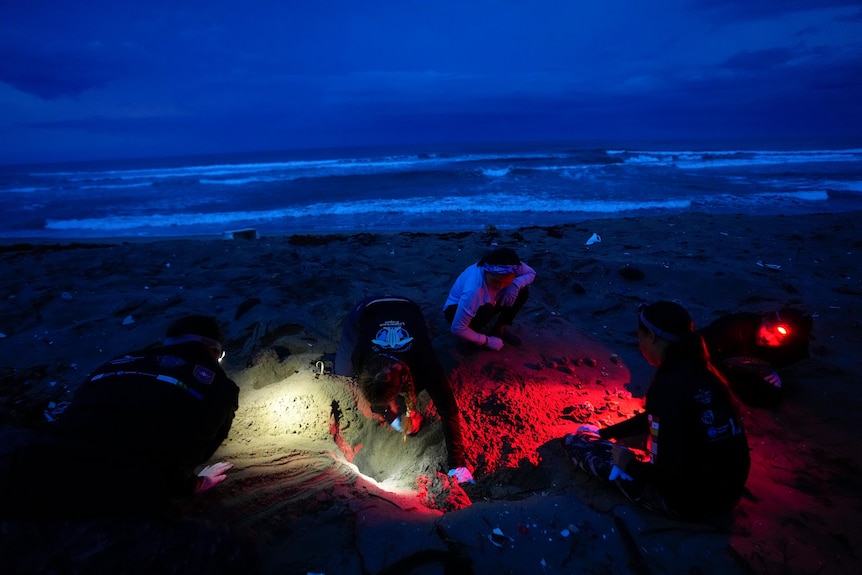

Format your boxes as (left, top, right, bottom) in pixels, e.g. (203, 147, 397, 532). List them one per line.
(1, 141, 861, 239)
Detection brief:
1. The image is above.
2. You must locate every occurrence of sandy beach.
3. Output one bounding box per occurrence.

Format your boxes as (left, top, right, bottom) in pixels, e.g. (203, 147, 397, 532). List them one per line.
(2, 211, 861, 575)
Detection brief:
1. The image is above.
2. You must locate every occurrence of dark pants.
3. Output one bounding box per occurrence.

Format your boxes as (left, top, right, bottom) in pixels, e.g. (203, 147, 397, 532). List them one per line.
(563, 434, 745, 521)
(444, 287, 530, 331)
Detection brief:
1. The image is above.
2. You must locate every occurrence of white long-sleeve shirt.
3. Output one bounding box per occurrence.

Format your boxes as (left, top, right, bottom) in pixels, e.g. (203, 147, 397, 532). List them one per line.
(443, 261, 536, 344)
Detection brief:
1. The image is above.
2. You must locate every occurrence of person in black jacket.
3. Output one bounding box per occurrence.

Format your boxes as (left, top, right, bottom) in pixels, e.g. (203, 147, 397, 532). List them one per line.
(0, 315, 257, 574)
(334, 295, 473, 484)
(697, 308, 813, 406)
(564, 301, 750, 521)
(0, 315, 239, 520)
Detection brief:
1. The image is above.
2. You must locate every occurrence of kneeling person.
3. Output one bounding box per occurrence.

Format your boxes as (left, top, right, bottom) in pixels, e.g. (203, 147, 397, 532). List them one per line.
(564, 302, 750, 521)
(1, 315, 239, 521)
(443, 247, 536, 350)
(334, 295, 473, 484)
(698, 308, 813, 406)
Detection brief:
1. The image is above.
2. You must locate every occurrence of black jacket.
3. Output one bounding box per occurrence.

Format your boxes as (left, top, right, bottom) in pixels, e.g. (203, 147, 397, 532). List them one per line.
(600, 357, 750, 518)
(334, 295, 466, 468)
(1, 342, 238, 519)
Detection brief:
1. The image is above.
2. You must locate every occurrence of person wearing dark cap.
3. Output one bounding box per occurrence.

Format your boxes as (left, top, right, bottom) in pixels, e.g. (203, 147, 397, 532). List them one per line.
(334, 295, 473, 484)
(564, 301, 751, 521)
(697, 308, 813, 407)
(443, 247, 536, 350)
(0, 315, 239, 520)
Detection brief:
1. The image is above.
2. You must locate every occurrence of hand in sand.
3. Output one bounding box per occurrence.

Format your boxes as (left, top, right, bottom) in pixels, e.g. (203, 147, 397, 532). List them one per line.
(485, 336, 504, 351)
(195, 461, 233, 493)
(448, 467, 475, 484)
(404, 412, 422, 435)
(391, 412, 421, 435)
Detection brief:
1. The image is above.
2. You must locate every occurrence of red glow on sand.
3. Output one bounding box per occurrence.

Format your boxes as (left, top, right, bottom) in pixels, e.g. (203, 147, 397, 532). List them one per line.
(328, 334, 643, 512)
(450, 349, 641, 477)
(331, 413, 362, 463)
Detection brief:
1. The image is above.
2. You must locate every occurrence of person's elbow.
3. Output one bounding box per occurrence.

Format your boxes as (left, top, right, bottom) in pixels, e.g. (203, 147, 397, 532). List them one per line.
(451, 324, 469, 339)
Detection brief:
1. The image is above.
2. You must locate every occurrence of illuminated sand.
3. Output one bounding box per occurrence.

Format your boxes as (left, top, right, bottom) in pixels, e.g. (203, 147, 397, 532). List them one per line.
(2, 211, 861, 574)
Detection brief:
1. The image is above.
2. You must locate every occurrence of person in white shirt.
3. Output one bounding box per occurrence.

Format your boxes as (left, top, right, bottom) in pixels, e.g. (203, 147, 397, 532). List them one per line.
(443, 247, 536, 350)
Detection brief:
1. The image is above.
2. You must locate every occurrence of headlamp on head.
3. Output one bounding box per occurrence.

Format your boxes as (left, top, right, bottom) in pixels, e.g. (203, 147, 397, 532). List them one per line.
(758, 312, 791, 347)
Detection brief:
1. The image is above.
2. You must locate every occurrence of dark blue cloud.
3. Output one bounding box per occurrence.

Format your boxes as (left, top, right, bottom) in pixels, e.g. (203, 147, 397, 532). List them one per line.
(694, 0, 862, 20)
(0, 38, 142, 99)
(1, 1, 861, 164)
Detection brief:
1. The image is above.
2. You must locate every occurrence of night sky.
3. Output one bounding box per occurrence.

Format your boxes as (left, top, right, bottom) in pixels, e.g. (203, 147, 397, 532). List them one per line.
(2, 0, 861, 164)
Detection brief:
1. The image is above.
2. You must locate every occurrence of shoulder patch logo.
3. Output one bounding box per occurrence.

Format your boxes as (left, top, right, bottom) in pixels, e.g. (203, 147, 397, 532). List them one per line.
(193, 365, 216, 385)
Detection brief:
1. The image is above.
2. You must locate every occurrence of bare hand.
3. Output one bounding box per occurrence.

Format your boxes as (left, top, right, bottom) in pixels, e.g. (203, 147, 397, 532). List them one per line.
(485, 336, 504, 351)
(195, 461, 233, 493)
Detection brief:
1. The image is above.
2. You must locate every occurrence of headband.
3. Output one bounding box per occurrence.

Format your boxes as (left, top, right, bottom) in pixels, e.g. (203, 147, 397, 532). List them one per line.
(484, 263, 520, 275)
(638, 310, 681, 342)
